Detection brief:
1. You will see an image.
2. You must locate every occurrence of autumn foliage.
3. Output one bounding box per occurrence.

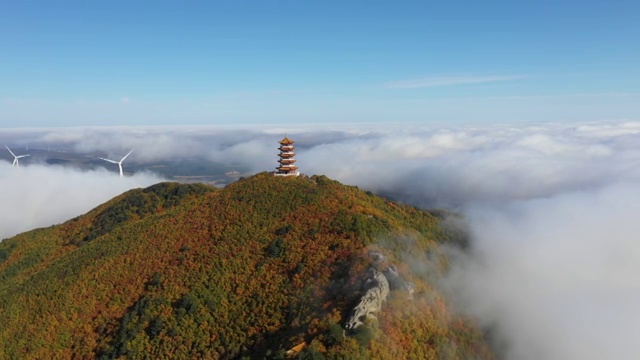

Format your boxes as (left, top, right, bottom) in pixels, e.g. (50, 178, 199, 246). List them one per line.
(0, 173, 492, 359)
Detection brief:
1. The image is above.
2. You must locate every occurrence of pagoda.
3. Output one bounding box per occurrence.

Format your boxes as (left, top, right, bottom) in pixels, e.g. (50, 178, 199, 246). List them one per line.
(275, 135, 300, 176)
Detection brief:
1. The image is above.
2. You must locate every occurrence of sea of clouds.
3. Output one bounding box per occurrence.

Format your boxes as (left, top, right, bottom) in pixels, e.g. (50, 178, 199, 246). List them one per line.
(0, 163, 163, 240)
(1, 119, 639, 359)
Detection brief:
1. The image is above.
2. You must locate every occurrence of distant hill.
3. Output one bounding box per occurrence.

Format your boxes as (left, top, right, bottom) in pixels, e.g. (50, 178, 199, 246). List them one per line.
(1, 147, 245, 186)
(0, 173, 492, 359)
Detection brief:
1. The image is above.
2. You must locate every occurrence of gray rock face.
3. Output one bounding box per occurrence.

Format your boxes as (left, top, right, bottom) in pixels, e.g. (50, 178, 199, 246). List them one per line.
(344, 251, 417, 331)
(345, 268, 390, 331)
(383, 265, 416, 298)
(370, 251, 416, 296)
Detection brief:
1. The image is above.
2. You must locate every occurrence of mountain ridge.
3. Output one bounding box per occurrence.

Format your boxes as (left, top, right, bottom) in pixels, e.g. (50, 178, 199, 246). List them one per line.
(0, 172, 491, 359)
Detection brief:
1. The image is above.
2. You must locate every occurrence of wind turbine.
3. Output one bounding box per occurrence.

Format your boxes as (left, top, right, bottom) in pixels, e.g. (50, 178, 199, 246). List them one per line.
(5, 145, 30, 167)
(98, 149, 135, 178)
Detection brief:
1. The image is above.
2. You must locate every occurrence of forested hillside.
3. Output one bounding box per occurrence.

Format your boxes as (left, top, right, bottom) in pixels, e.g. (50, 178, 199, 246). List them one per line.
(0, 173, 492, 359)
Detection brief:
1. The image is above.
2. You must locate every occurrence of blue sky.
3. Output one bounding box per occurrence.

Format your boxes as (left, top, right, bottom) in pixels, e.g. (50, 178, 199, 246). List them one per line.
(1, 0, 639, 126)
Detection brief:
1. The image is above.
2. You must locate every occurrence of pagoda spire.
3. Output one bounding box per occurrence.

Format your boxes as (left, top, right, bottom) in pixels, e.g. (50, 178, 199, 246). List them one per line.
(274, 135, 300, 176)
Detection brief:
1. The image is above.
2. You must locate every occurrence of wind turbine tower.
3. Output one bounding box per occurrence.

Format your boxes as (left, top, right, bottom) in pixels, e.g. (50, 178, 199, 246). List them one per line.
(99, 149, 135, 178)
(5, 145, 30, 167)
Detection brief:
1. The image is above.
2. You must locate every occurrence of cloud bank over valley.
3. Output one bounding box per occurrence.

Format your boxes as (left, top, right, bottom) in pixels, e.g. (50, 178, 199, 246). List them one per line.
(0, 164, 162, 240)
(448, 182, 640, 359)
(2, 119, 640, 359)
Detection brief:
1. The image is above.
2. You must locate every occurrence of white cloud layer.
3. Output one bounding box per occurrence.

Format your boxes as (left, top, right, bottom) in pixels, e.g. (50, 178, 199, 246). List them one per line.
(0, 164, 163, 240)
(446, 183, 640, 360)
(1, 119, 640, 359)
(300, 121, 640, 209)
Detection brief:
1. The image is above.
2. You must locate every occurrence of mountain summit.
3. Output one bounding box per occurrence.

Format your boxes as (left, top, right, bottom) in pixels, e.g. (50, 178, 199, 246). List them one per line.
(0, 173, 491, 359)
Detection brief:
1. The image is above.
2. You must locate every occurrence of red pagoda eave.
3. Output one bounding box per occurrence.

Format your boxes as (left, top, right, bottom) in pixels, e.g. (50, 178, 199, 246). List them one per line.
(276, 166, 299, 171)
(279, 136, 295, 145)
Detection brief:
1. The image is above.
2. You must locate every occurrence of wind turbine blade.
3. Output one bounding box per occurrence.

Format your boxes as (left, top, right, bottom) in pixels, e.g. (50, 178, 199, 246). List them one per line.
(16, 155, 30, 159)
(5, 145, 16, 157)
(98, 157, 119, 164)
(120, 148, 135, 162)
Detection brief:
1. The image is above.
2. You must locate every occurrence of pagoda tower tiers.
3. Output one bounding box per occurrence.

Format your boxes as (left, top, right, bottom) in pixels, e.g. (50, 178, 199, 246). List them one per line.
(275, 135, 300, 176)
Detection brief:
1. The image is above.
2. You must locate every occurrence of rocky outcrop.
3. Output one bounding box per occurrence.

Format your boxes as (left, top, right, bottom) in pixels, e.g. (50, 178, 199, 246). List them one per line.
(344, 251, 415, 331)
(344, 268, 390, 331)
(383, 265, 415, 298)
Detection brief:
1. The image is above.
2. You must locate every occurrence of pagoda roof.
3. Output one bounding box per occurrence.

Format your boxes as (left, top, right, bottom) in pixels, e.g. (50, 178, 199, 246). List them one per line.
(277, 165, 299, 171)
(279, 135, 295, 145)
